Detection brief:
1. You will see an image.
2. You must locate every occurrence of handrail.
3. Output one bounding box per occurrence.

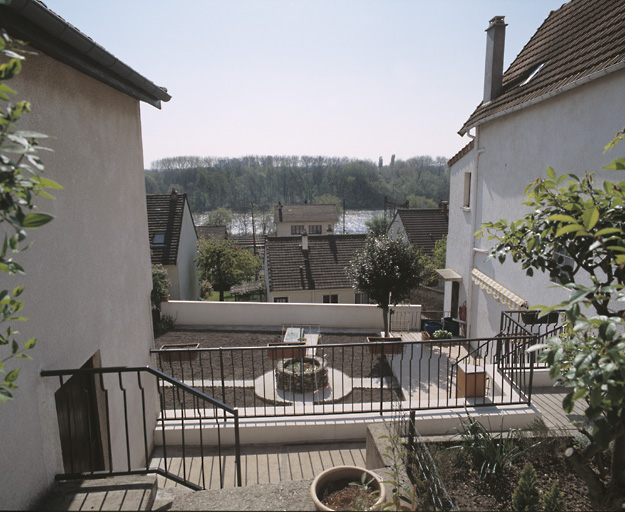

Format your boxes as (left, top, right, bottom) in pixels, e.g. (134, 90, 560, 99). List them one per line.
(41, 365, 242, 490)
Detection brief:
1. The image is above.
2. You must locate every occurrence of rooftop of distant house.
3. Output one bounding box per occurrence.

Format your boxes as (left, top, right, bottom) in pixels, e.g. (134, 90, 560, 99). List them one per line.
(147, 190, 193, 265)
(391, 207, 448, 254)
(273, 203, 339, 223)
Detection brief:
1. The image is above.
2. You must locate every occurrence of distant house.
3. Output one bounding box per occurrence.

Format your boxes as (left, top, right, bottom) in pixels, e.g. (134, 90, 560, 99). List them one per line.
(264, 233, 367, 303)
(273, 203, 339, 236)
(196, 225, 228, 241)
(388, 207, 448, 255)
(147, 190, 200, 300)
(444, 0, 625, 339)
(0, 1, 171, 509)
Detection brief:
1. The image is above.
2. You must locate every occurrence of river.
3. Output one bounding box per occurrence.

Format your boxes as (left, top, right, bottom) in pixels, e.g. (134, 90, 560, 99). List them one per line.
(194, 209, 388, 235)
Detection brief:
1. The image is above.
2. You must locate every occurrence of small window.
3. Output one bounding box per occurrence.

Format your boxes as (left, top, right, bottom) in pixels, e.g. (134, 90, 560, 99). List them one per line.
(463, 172, 472, 208)
(274, 297, 289, 303)
(323, 294, 338, 304)
(355, 292, 369, 304)
(152, 233, 165, 246)
(291, 225, 305, 235)
(550, 250, 574, 284)
(308, 225, 322, 235)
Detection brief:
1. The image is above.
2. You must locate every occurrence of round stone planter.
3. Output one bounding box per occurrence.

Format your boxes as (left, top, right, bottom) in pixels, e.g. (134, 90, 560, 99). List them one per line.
(310, 465, 386, 511)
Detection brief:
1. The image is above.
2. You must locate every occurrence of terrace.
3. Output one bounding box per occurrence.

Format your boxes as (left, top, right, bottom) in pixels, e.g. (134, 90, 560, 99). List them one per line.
(39, 303, 576, 510)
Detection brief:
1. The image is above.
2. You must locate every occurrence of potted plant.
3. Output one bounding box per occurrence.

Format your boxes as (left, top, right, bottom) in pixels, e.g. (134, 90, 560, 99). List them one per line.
(366, 336, 404, 355)
(310, 466, 386, 511)
(432, 329, 453, 340)
(151, 264, 171, 307)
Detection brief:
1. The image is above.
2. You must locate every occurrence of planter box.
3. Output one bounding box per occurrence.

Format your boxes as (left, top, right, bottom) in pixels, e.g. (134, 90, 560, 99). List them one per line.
(366, 336, 404, 355)
(310, 465, 386, 511)
(456, 364, 486, 398)
(266, 341, 306, 360)
(159, 343, 200, 362)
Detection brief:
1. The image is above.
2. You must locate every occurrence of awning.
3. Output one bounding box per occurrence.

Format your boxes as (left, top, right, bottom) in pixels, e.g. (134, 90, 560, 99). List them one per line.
(471, 268, 527, 310)
(436, 268, 463, 281)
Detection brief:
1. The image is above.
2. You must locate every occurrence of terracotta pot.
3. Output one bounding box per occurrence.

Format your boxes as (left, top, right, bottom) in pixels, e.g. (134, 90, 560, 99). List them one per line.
(310, 465, 386, 511)
(366, 337, 404, 355)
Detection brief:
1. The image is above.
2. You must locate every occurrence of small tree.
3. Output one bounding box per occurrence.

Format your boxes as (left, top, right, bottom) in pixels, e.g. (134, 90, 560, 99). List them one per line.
(542, 481, 564, 512)
(480, 126, 625, 508)
(347, 235, 427, 336)
(0, 31, 61, 402)
(204, 207, 233, 232)
(512, 463, 540, 512)
(195, 237, 261, 301)
(365, 215, 390, 237)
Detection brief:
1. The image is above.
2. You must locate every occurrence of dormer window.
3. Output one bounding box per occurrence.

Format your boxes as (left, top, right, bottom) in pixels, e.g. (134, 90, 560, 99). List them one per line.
(152, 233, 165, 246)
(520, 63, 546, 86)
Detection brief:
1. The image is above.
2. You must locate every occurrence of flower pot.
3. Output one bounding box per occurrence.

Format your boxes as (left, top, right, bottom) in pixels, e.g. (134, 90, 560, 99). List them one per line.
(311, 465, 386, 511)
(161, 294, 170, 302)
(366, 337, 404, 355)
(266, 341, 306, 360)
(159, 343, 200, 362)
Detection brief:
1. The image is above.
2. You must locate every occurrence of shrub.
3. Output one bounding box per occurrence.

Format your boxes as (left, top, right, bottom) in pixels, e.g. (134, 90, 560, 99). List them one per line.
(542, 481, 564, 512)
(151, 264, 171, 306)
(432, 329, 453, 339)
(512, 463, 540, 512)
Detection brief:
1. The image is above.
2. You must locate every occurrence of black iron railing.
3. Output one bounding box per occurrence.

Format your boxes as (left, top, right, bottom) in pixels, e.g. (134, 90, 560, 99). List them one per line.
(41, 366, 241, 491)
(152, 335, 534, 419)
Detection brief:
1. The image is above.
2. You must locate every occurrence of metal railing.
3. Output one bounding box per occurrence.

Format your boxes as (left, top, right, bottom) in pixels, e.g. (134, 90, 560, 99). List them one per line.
(41, 366, 241, 490)
(152, 335, 534, 419)
(500, 310, 565, 369)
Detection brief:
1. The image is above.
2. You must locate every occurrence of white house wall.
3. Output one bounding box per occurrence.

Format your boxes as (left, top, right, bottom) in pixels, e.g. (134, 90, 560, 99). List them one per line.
(1, 51, 156, 509)
(174, 203, 199, 300)
(269, 288, 359, 304)
(447, 70, 625, 338)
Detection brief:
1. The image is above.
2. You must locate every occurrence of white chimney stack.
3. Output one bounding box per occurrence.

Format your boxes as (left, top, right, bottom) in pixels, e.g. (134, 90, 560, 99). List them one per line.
(483, 16, 507, 103)
(301, 230, 309, 252)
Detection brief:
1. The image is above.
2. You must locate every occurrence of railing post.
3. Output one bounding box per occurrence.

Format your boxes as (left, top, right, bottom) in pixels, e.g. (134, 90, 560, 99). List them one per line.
(234, 411, 242, 487)
(219, 348, 227, 421)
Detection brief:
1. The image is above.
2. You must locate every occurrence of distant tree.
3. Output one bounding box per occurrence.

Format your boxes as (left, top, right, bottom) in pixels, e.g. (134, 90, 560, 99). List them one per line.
(204, 208, 233, 231)
(347, 235, 427, 336)
(407, 194, 438, 209)
(195, 238, 261, 301)
(425, 235, 447, 284)
(313, 194, 342, 215)
(365, 216, 390, 237)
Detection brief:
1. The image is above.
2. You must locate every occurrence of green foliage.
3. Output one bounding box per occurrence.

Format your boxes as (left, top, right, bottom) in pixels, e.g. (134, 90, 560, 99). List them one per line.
(0, 30, 60, 402)
(512, 463, 540, 512)
(204, 207, 233, 230)
(542, 480, 564, 512)
(482, 130, 625, 507)
(432, 329, 453, 339)
(378, 432, 419, 511)
(407, 194, 438, 209)
(151, 264, 171, 306)
(195, 238, 261, 301)
(145, 155, 449, 212)
(154, 314, 175, 337)
(453, 413, 527, 481)
(365, 215, 390, 236)
(347, 235, 427, 335)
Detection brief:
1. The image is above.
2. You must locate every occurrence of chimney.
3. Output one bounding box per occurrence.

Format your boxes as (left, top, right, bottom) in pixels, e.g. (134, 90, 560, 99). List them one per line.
(438, 200, 449, 218)
(277, 201, 283, 222)
(301, 230, 309, 252)
(483, 16, 507, 103)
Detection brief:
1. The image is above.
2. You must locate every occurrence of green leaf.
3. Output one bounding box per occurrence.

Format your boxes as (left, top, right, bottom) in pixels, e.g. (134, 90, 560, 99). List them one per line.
(546, 214, 577, 223)
(581, 208, 599, 230)
(22, 213, 53, 228)
(555, 224, 585, 237)
(602, 158, 625, 171)
(594, 227, 621, 237)
(4, 368, 20, 383)
(24, 338, 36, 349)
(546, 166, 557, 180)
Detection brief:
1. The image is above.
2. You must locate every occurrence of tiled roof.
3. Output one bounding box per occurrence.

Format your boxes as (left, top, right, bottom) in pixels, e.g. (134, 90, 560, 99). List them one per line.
(460, 0, 625, 134)
(447, 139, 475, 167)
(266, 234, 367, 292)
(394, 209, 448, 254)
(273, 204, 339, 223)
(147, 191, 188, 265)
(197, 225, 228, 240)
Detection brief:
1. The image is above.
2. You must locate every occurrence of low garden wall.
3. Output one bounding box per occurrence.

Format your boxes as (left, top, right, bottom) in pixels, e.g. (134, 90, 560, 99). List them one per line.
(160, 300, 422, 332)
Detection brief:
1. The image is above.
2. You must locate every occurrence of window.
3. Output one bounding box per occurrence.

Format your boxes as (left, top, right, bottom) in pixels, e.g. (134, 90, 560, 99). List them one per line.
(463, 172, 472, 208)
(291, 225, 305, 235)
(550, 250, 574, 284)
(152, 233, 165, 246)
(323, 294, 338, 303)
(355, 293, 369, 304)
(308, 224, 322, 235)
(274, 297, 289, 303)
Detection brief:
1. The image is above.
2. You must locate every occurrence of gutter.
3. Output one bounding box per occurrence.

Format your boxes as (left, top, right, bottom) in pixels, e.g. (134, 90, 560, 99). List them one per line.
(0, 0, 171, 108)
(459, 60, 625, 135)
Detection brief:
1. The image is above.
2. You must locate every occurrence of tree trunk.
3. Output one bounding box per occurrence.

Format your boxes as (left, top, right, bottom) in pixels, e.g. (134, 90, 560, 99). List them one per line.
(382, 306, 389, 337)
(219, 290, 225, 301)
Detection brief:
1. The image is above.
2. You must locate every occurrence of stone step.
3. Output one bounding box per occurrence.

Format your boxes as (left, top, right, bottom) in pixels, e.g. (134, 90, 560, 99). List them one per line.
(34, 475, 157, 511)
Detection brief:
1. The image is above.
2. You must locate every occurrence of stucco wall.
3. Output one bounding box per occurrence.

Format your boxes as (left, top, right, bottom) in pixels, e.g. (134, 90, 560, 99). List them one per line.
(268, 287, 359, 304)
(1, 51, 156, 509)
(447, 70, 625, 338)
(175, 203, 200, 300)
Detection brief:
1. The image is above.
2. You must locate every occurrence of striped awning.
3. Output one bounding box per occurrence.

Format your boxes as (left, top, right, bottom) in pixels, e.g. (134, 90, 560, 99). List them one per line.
(471, 268, 527, 310)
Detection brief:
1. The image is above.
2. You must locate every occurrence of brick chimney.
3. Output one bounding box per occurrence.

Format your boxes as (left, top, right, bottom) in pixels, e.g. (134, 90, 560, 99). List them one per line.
(483, 16, 507, 103)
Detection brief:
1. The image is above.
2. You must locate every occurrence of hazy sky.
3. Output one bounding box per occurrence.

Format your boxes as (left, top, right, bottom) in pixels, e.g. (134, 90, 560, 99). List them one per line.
(44, 0, 567, 168)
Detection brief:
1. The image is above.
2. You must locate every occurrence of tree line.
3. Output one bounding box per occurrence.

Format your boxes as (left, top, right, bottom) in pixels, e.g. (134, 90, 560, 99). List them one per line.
(145, 154, 450, 212)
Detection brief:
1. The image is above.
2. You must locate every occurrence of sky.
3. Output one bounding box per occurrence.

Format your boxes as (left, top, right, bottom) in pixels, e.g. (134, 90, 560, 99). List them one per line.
(44, 0, 568, 169)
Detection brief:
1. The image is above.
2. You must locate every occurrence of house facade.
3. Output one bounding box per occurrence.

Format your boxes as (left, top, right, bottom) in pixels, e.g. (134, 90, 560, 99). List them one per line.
(273, 203, 339, 236)
(444, 0, 625, 338)
(264, 233, 367, 303)
(148, 190, 200, 300)
(0, 2, 170, 509)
